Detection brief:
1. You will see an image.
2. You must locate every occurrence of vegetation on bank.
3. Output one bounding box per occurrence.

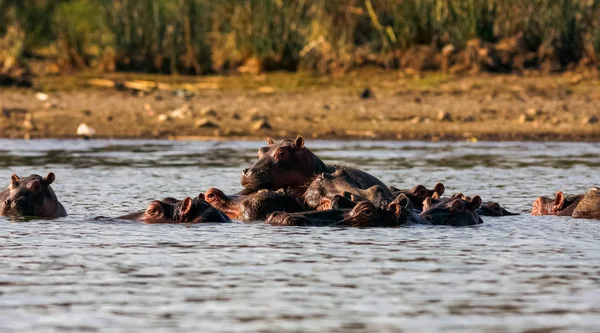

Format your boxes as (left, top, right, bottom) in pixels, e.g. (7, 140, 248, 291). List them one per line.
(2, 0, 600, 78)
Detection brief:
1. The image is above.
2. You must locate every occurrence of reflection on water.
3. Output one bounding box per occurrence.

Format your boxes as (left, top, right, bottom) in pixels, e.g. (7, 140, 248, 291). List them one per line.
(1, 139, 600, 332)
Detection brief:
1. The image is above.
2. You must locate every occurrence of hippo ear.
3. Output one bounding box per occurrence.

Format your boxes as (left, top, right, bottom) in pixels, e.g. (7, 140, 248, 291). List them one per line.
(451, 199, 465, 212)
(433, 183, 445, 196)
(423, 197, 433, 210)
(266, 137, 274, 145)
(394, 193, 411, 208)
(471, 195, 482, 209)
(181, 197, 193, 217)
(431, 192, 440, 199)
(10, 174, 19, 188)
(45, 172, 56, 185)
(413, 185, 427, 197)
(452, 192, 464, 199)
(388, 202, 402, 216)
(146, 201, 164, 217)
(554, 191, 565, 209)
(293, 135, 305, 149)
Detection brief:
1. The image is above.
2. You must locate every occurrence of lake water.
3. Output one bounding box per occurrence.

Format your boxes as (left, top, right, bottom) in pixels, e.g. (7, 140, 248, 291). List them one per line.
(1, 139, 600, 332)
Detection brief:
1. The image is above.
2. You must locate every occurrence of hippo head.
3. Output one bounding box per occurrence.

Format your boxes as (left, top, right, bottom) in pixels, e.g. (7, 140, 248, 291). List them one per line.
(343, 201, 381, 227)
(421, 195, 484, 226)
(142, 199, 178, 223)
(477, 201, 519, 216)
(404, 183, 445, 210)
(204, 188, 233, 211)
(2, 173, 65, 217)
(552, 191, 585, 216)
(531, 195, 556, 215)
(241, 136, 324, 192)
(265, 211, 310, 226)
(141, 194, 230, 223)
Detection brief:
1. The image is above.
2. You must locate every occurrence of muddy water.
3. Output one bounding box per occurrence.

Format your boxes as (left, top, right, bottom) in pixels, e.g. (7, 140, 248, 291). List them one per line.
(1, 139, 600, 332)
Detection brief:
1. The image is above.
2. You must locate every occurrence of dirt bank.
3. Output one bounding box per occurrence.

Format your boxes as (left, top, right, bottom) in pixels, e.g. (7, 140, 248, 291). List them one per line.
(1, 69, 599, 141)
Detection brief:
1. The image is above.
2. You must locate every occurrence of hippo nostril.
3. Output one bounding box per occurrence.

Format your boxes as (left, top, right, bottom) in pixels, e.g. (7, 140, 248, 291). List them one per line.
(3, 200, 9, 206)
(242, 168, 249, 175)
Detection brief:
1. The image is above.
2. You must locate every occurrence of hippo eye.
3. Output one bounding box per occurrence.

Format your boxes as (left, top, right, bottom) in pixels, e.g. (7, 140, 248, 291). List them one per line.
(207, 193, 215, 199)
(362, 208, 373, 217)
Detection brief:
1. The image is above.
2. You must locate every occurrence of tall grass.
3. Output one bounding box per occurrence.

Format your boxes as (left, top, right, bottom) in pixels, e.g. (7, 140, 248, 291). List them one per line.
(2, 0, 600, 74)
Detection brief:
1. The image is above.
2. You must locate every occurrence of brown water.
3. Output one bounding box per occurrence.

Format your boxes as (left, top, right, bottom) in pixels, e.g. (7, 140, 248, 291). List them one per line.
(1, 139, 600, 332)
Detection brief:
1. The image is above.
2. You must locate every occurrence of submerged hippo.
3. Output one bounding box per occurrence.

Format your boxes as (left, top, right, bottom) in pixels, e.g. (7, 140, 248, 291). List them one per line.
(240, 136, 392, 198)
(204, 188, 306, 221)
(532, 192, 584, 216)
(0, 173, 67, 218)
(421, 195, 484, 226)
(572, 188, 600, 219)
(304, 170, 390, 210)
(119, 194, 230, 224)
(390, 183, 445, 211)
(424, 193, 515, 217)
(476, 201, 519, 217)
(266, 194, 422, 228)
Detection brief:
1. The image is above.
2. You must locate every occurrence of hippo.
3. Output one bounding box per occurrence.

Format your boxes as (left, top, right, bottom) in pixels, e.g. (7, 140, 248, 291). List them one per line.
(390, 183, 445, 211)
(476, 201, 519, 217)
(0, 172, 67, 218)
(204, 188, 306, 221)
(266, 194, 422, 228)
(421, 195, 484, 226)
(532, 192, 584, 216)
(266, 209, 349, 227)
(572, 188, 600, 219)
(424, 193, 515, 217)
(119, 194, 230, 224)
(240, 136, 392, 198)
(304, 170, 390, 210)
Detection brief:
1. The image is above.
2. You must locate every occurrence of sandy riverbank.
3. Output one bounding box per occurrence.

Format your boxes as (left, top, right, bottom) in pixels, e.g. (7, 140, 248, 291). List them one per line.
(1, 69, 599, 141)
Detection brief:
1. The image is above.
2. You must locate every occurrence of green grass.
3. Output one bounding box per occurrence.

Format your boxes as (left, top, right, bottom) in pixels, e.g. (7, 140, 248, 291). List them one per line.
(3, 0, 600, 74)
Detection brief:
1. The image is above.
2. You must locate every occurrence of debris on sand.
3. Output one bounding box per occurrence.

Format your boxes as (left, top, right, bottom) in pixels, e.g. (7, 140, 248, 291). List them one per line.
(411, 116, 425, 124)
(437, 111, 452, 122)
(77, 123, 96, 139)
(195, 119, 220, 129)
(22, 113, 36, 131)
(157, 114, 171, 122)
(525, 108, 543, 117)
(35, 92, 49, 101)
(360, 88, 374, 99)
(169, 103, 193, 119)
(518, 114, 534, 123)
(253, 119, 272, 131)
(200, 107, 218, 117)
(582, 115, 599, 124)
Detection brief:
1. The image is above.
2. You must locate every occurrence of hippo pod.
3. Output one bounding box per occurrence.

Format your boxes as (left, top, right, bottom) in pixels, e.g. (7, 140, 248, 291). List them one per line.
(389, 183, 445, 211)
(204, 188, 306, 221)
(420, 195, 484, 226)
(425, 192, 517, 217)
(119, 194, 230, 224)
(304, 170, 393, 210)
(240, 136, 391, 199)
(532, 188, 600, 219)
(0, 172, 67, 218)
(266, 198, 421, 228)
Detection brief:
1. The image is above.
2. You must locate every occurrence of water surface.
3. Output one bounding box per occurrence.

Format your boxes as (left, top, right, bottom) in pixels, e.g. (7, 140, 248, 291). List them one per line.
(1, 140, 600, 332)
